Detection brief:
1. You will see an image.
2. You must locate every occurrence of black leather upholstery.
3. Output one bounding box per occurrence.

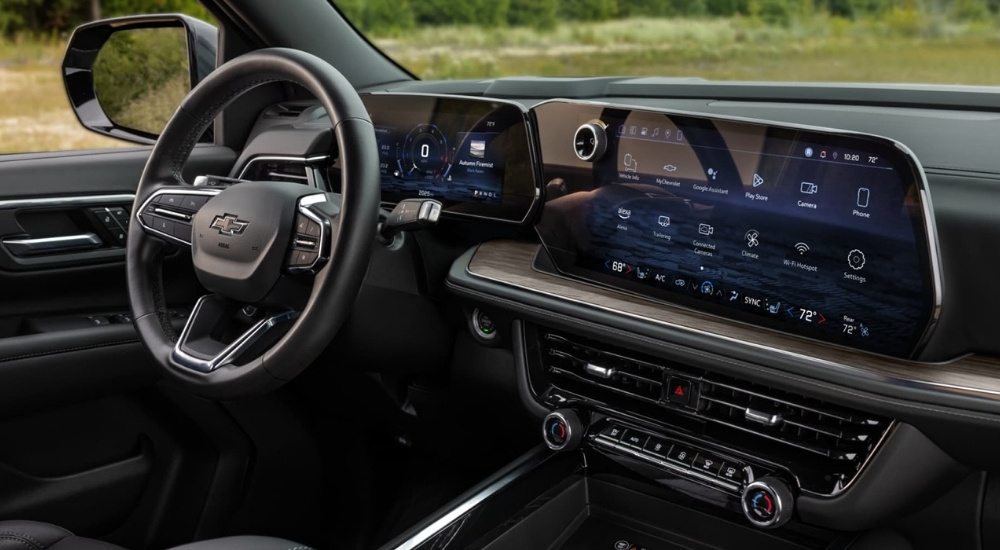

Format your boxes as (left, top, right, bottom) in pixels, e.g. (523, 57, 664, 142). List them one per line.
(170, 537, 313, 550)
(0, 522, 311, 550)
(0, 521, 124, 550)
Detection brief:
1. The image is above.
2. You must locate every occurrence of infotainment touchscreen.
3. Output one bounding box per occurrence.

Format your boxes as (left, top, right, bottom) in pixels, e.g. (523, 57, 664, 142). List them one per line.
(362, 94, 539, 223)
(533, 101, 939, 358)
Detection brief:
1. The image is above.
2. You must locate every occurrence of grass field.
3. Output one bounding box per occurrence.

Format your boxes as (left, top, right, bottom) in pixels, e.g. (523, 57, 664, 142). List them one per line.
(3, 15, 1000, 154)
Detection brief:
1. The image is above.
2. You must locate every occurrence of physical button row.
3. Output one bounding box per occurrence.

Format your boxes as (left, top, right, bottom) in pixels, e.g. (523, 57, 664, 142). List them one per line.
(155, 194, 211, 211)
(599, 424, 743, 484)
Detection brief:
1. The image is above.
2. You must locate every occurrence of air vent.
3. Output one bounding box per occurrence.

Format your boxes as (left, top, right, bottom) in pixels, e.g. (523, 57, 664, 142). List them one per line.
(542, 332, 664, 402)
(239, 159, 312, 185)
(262, 102, 311, 119)
(532, 326, 893, 495)
(700, 376, 887, 465)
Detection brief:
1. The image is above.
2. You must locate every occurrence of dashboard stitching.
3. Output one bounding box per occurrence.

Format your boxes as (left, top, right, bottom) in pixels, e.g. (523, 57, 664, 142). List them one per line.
(447, 281, 1000, 425)
(0, 339, 139, 363)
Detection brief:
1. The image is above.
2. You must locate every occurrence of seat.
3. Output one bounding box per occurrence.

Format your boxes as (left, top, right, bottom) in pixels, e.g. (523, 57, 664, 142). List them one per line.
(0, 521, 311, 550)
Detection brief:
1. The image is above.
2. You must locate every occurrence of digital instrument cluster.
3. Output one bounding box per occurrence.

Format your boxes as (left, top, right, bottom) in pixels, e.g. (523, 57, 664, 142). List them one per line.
(362, 94, 540, 223)
(533, 100, 940, 358)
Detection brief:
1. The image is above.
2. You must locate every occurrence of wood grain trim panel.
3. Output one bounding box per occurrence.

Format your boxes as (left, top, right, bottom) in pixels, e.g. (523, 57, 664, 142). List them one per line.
(466, 240, 1000, 398)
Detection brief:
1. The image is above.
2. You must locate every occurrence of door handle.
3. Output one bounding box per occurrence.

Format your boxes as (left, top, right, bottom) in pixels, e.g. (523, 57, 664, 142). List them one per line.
(2, 233, 103, 257)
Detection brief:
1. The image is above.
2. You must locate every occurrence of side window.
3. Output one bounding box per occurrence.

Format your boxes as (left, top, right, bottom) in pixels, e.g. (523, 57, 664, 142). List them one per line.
(0, 2, 213, 155)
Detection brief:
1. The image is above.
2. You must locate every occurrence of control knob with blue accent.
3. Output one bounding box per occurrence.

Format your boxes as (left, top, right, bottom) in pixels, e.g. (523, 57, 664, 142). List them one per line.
(741, 476, 794, 528)
(542, 409, 585, 452)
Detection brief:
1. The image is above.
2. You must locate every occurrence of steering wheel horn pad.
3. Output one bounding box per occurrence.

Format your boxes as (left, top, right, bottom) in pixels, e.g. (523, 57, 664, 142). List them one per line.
(126, 48, 380, 399)
(191, 181, 308, 303)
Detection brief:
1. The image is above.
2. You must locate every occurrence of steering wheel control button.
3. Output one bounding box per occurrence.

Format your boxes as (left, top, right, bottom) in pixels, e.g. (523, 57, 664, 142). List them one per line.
(289, 250, 318, 267)
(542, 409, 584, 452)
(181, 195, 210, 211)
(574, 121, 608, 162)
(151, 217, 175, 235)
(742, 477, 794, 529)
(295, 215, 321, 237)
(173, 222, 193, 242)
(158, 194, 185, 207)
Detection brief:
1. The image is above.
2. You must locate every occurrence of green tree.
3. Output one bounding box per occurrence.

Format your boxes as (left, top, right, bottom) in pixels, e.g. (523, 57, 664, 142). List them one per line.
(951, 0, 991, 20)
(617, 0, 673, 17)
(707, 0, 751, 16)
(559, 0, 618, 21)
(508, 0, 556, 30)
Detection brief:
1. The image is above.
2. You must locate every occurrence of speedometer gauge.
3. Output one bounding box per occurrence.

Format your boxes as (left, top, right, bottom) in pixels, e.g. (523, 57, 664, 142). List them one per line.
(398, 124, 452, 179)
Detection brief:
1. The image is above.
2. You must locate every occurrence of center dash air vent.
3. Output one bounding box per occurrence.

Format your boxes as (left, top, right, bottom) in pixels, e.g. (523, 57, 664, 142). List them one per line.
(542, 332, 664, 402)
(700, 376, 887, 464)
(262, 102, 311, 119)
(239, 159, 313, 185)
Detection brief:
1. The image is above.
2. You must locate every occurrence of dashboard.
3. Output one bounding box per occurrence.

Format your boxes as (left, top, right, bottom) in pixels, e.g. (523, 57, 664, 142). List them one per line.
(332, 93, 942, 359)
(235, 85, 1000, 544)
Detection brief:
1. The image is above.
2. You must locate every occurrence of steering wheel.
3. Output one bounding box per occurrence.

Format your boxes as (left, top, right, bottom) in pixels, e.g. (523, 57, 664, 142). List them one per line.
(126, 48, 380, 399)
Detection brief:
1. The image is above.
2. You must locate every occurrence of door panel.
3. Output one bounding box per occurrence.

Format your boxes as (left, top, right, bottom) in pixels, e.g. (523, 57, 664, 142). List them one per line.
(0, 145, 238, 546)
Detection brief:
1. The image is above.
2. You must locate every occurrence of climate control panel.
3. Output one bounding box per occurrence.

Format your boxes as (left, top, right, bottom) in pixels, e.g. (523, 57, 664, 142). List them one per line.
(588, 418, 757, 495)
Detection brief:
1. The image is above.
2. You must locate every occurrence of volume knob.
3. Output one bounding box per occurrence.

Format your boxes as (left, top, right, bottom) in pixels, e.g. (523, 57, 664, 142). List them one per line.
(573, 121, 608, 162)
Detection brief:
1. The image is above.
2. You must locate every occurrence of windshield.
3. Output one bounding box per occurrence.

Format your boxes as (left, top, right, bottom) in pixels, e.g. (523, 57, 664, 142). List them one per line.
(333, 0, 1000, 85)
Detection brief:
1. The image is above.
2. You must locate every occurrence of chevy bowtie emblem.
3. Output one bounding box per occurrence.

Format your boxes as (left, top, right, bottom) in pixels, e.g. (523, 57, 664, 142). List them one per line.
(210, 214, 249, 236)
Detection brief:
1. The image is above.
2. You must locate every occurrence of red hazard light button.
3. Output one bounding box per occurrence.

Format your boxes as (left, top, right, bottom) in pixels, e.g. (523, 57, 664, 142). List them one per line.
(667, 377, 693, 406)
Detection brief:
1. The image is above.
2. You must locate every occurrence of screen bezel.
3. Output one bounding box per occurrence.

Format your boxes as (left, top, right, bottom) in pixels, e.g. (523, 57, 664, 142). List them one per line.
(362, 92, 542, 225)
(532, 99, 942, 360)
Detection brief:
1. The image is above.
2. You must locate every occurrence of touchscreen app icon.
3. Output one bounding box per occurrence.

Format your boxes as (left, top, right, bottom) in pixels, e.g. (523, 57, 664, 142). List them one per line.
(848, 249, 866, 270)
(657, 215, 671, 227)
(800, 181, 819, 195)
(857, 187, 870, 208)
(623, 153, 638, 172)
(698, 223, 714, 236)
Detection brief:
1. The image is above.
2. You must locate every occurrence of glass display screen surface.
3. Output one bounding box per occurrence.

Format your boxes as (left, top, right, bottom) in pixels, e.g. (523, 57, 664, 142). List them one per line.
(363, 94, 538, 222)
(533, 101, 937, 358)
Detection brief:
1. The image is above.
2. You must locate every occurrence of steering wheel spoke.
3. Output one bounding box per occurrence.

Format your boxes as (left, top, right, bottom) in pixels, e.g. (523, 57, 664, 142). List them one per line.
(136, 185, 222, 247)
(171, 295, 299, 373)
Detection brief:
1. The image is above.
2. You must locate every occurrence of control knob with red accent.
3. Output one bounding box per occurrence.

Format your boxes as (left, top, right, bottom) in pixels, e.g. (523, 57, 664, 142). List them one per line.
(741, 476, 794, 528)
(542, 409, 584, 452)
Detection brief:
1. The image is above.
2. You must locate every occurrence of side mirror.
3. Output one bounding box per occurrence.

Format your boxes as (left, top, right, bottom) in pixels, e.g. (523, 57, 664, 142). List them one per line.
(62, 14, 217, 145)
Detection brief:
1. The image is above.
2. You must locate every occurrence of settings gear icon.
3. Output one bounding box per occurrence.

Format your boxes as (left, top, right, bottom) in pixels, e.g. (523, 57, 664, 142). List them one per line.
(848, 249, 866, 270)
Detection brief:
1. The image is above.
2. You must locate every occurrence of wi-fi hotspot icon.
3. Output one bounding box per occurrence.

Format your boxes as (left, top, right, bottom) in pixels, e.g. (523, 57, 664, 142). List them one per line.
(794, 242, 810, 255)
